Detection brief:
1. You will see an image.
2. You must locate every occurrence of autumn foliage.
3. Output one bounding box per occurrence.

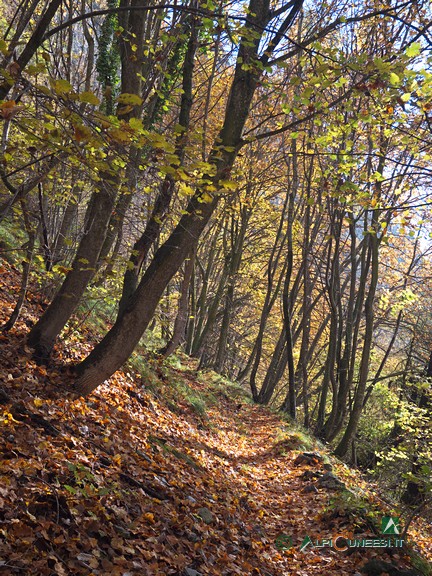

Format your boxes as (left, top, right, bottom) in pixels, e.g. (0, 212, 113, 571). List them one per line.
(1, 261, 431, 575)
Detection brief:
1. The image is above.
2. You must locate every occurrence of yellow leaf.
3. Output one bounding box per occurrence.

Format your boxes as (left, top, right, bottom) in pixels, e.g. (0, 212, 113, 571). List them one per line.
(179, 183, 194, 197)
(388, 72, 400, 86)
(51, 78, 73, 95)
(200, 191, 213, 203)
(108, 127, 131, 144)
(56, 265, 72, 274)
(79, 91, 100, 106)
(129, 117, 143, 131)
(117, 93, 143, 106)
(219, 179, 238, 191)
(0, 39, 8, 55)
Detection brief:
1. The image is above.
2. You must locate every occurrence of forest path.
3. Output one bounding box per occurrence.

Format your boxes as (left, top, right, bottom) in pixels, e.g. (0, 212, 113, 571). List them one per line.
(0, 260, 430, 575)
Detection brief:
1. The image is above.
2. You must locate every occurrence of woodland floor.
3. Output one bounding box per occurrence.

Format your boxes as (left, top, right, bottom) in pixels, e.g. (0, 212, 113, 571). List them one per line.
(0, 260, 431, 576)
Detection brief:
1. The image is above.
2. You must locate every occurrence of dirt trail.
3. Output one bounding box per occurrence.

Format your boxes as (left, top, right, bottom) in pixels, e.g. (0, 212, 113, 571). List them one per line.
(0, 261, 430, 575)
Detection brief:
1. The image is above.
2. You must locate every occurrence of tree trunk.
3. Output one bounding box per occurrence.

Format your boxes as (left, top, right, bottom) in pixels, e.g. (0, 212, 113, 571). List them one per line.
(2, 200, 35, 331)
(0, 0, 63, 100)
(118, 16, 198, 314)
(214, 208, 249, 373)
(27, 0, 149, 358)
(249, 189, 289, 399)
(74, 192, 220, 394)
(51, 180, 80, 265)
(159, 247, 195, 357)
(280, 142, 298, 419)
(314, 206, 343, 438)
(258, 327, 287, 404)
(334, 215, 380, 457)
(74, 0, 302, 395)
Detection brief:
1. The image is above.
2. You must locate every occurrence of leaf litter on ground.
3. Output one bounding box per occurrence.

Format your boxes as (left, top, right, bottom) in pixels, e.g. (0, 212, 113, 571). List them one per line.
(0, 260, 431, 575)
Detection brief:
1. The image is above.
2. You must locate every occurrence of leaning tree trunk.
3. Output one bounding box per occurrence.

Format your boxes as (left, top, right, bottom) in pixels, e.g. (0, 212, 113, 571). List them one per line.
(74, 192, 220, 394)
(0, 0, 63, 100)
(74, 0, 303, 395)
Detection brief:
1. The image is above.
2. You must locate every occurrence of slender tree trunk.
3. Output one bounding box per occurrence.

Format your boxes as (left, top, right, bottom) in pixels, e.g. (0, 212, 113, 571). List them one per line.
(214, 208, 249, 373)
(51, 180, 80, 265)
(188, 225, 224, 356)
(27, 0, 149, 357)
(249, 190, 289, 399)
(258, 327, 287, 404)
(97, 155, 138, 271)
(280, 144, 298, 419)
(0, 155, 62, 224)
(297, 203, 312, 428)
(191, 255, 230, 358)
(2, 200, 35, 331)
(159, 247, 195, 357)
(1, 0, 41, 67)
(118, 16, 199, 314)
(185, 261, 197, 354)
(315, 206, 343, 438)
(38, 183, 54, 271)
(324, 215, 360, 441)
(334, 215, 380, 457)
(0, 0, 63, 100)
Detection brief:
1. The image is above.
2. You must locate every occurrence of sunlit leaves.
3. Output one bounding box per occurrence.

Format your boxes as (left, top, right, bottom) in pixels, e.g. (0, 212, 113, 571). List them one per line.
(388, 72, 401, 86)
(50, 78, 74, 95)
(117, 93, 143, 106)
(405, 42, 421, 58)
(79, 91, 101, 106)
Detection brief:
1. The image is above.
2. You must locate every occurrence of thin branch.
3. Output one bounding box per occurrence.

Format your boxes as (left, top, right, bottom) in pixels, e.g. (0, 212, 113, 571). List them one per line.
(43, 4, 214, 42)
(267, 1, 413, 66)
(242, 87, 354, 143)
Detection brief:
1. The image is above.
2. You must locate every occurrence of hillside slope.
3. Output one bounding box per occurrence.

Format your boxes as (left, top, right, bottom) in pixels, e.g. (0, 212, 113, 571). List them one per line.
(0, 261, 431, 576)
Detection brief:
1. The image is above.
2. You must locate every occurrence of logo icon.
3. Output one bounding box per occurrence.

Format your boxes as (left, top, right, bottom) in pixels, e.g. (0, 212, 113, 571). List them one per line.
(275, 534, 293, 550)
(300, 535, 314, 552)
(381, 517, 400, 535)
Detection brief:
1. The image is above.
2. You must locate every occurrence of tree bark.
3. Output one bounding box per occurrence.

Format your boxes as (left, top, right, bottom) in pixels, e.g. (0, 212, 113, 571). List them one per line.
(159, 247, 195, 357)
(118, 15, 199, 314)
(334, 214, 380, 457)
(27, 0, 149, 357)
(214, 207, 249, 373)
(74, 0, 303, 395)
(280, 142, 298, 419)
(2, 200, 35, 331)
(0, 0, 63, 100)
